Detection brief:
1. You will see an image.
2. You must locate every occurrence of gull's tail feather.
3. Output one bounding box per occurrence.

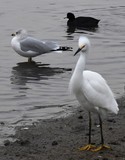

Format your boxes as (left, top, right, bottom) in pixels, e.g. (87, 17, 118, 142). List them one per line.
(51, 46, 73, 53)
(57, 46, 73, 51)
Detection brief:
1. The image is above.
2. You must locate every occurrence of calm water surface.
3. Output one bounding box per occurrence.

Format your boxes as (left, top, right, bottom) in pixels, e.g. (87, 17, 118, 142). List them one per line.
(0, 0, 125, 143)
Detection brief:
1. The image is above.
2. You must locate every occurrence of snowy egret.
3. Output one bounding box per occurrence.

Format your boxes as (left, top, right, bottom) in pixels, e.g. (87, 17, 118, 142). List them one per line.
(65, 12, 100, 28)
(11, 29, 72, 62)
(69, 36, 119, 151)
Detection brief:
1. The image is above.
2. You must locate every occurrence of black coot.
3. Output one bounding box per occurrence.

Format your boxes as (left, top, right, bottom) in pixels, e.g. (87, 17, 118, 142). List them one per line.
(65, 12, 100, 28)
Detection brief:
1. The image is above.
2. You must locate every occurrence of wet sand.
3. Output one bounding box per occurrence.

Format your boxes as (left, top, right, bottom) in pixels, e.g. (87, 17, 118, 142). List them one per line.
(0, 96, 125, 160)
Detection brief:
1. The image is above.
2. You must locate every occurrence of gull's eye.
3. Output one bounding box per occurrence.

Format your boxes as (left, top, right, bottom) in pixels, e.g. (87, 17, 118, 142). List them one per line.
(16, 30, 21, 35)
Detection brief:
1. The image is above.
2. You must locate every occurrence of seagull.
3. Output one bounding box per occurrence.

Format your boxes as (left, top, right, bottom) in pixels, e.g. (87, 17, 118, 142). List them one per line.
(11, 29, 72, 62)
(69, 36, 119, 151)
(65, 12, 100, 28)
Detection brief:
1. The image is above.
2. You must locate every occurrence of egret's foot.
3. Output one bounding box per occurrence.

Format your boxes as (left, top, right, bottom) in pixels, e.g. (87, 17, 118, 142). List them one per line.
(79, 144, 96, 151)
(91, 144, 111, 152)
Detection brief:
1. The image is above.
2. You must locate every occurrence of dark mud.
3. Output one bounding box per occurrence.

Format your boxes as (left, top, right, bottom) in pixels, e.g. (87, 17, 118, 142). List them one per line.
(0, 97, 125, 160)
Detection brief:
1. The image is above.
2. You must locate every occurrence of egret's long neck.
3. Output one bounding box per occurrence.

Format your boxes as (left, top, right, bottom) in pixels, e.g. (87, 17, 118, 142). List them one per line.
(69, 51, 87, 93)
(73, 52, 87, 76)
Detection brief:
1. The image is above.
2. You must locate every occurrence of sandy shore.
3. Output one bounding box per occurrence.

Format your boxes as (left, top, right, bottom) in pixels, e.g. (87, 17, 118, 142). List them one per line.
(0, 96, 125, 160)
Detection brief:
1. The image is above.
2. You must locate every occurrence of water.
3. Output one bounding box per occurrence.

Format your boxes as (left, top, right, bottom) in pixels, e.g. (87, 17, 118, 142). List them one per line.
(0, 0, 125, 143)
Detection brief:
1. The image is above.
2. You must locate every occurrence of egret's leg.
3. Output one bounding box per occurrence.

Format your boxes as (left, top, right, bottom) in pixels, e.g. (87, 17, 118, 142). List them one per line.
(99, 114, 104, 145)
(91, 114, 111, 152)
(89, 111, 92, 144)
(79, 112, 96, 151)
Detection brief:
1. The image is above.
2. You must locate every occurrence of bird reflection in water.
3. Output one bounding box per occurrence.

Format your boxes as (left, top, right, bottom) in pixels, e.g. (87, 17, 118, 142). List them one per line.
(11, 62, 71, 86)
(66, 25, 99, 35)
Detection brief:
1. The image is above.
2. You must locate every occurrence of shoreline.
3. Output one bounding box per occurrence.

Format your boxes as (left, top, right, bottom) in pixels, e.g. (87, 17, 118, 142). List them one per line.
(0, 96, 125, 160)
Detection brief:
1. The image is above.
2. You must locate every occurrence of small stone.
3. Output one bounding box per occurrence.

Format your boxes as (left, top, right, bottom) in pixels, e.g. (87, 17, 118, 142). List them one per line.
(16, 139, 30, 146)
(103, 158, 109, 160)
(109, 127, 113, 130)
(0, 122, 5, 125)
(107, 119, 116, 123)
(52, 141, 58, 146)
(4, 140, 10, 146)
(78, 115, 83, 119)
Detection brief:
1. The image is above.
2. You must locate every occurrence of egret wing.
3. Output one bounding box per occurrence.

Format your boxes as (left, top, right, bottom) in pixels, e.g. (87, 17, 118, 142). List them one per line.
(82, 70, 118, 114)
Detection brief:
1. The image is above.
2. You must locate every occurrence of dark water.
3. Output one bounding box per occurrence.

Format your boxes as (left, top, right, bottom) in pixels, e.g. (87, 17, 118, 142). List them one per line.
(0, 0, 125, 143)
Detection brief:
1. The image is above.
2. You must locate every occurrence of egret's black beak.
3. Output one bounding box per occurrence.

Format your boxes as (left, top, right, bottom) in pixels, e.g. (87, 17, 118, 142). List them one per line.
(74, 48, 82, 56)
(11, 33, 15, 36)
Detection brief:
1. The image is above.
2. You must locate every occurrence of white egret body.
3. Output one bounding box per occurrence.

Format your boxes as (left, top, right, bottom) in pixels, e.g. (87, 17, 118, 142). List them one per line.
(69, 36, 119, 151)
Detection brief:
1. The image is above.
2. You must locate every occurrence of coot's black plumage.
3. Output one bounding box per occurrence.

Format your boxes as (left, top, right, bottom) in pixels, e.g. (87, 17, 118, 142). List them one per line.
(65, 12, 100, 28)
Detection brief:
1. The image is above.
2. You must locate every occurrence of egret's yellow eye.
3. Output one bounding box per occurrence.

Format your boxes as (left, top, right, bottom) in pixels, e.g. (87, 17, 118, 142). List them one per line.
(80, 44, 85, 49)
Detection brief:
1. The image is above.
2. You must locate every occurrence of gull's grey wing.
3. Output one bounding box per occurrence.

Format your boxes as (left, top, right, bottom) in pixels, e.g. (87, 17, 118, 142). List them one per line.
(20, 37, 56, 54)
(44, 41, 59, 50)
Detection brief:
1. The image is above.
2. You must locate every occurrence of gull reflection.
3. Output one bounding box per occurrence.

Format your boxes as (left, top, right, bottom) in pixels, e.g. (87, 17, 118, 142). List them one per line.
(11, 62, 71, 86)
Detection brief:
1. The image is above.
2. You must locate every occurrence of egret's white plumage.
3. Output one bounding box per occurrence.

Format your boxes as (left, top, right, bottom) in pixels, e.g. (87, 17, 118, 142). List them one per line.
(11, 29, 72, 62)
(69, 36, 119, 151)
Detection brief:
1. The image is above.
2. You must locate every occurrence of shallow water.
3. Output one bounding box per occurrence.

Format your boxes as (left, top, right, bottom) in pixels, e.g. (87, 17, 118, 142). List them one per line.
(0, 0, 125, 143)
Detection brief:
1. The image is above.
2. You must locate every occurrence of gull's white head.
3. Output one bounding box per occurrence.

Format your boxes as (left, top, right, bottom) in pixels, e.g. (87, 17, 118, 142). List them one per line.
(11, 29, 28, 40)
(74, 36, 91, 56)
